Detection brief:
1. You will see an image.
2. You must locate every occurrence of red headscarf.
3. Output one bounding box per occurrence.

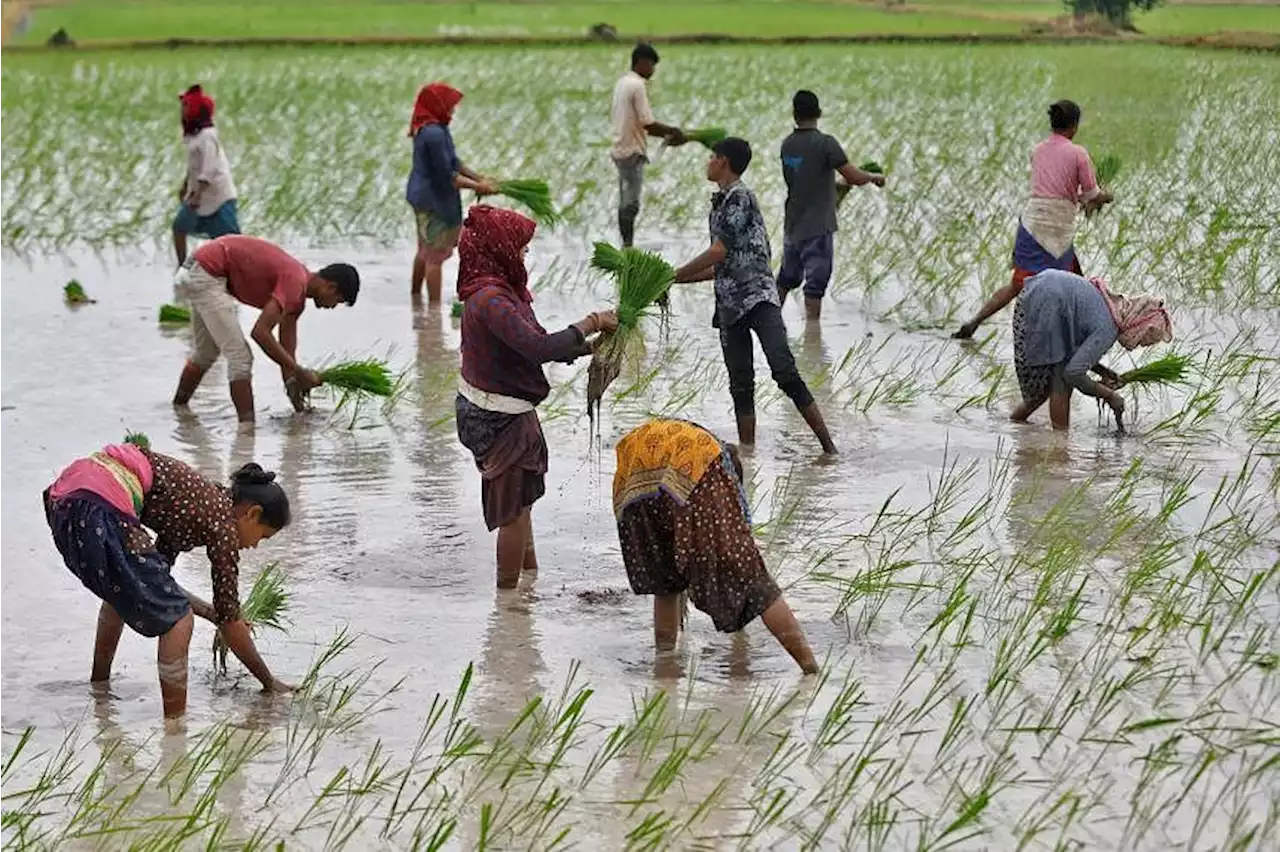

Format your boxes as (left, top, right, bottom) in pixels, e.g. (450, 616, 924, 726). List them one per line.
(457, 205, 536, 303)
(179, 84, 215, 136)
(409, 83, 463, 137)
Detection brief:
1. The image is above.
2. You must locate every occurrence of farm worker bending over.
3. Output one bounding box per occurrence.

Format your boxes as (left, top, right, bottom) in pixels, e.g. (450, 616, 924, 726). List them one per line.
(673, 137, 837, 455)
(453, 205, 617, 588)
(955, 99, 1114, 339)
(613, 419, 819, 674)
(1011, 269, 1171, 430)
(44, 444, 294, 718)
(406, 82, 499, 304)
(777, 90, 885, 321)
(610, 42, 686, 249)
(171, 234, 360, 423)
(172, 84, 240, 267)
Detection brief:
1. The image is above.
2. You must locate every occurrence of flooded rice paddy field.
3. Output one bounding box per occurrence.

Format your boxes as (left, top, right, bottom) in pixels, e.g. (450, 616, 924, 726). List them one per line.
(2, 45, 1278, 849)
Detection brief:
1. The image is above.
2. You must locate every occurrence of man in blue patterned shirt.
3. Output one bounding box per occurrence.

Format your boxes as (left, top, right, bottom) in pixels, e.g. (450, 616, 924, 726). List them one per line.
(674, 138, 837, 454)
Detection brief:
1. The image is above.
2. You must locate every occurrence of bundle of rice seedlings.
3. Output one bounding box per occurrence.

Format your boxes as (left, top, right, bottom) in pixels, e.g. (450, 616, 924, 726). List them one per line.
(64, 279, 92, 305)
(123, 431, 150, 450)
(683, 127, 727, 150)
(1095, 153, 1122, 186)
(859, 160, 885, 174)
(214, 562, 290, 672)
(318, 359, 396, 397)
(590, 240, 626, 275)
(158, 303, 190, 324)
(587, 246, 675, 425)
(496, 179, 559, 225)
(1119, 353, 1192, 387)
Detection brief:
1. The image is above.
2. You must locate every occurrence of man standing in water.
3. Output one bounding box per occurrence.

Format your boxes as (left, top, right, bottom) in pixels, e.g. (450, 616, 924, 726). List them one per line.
(610, 43, 687, 248)
(777, 90, 884, 321)
(171, 235, 360, 423)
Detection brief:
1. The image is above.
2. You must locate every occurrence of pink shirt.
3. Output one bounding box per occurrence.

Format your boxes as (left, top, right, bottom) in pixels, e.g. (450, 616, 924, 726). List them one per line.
(194, 235, 309, 316)
(49, 444, 154, 518)
(1028, 134, 1099, 203)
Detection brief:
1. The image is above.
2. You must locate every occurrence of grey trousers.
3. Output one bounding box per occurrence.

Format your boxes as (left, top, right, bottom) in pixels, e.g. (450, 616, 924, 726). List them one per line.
(614, 154, 645, 245)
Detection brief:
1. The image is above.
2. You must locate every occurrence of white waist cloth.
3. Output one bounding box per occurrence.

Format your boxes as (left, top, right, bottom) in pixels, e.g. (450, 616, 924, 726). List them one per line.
(1020, 196, 1079, 260)
(458, 376, 535, 415)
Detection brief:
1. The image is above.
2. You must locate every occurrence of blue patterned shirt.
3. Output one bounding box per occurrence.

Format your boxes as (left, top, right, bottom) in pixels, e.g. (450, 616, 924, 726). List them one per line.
(708, 181, 780, 328)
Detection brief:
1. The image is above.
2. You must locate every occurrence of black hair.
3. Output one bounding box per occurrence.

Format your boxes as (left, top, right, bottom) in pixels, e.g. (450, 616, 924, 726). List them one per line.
(712, 137, 752, 176)
(793, 89, 821, 122)
(229, 463, 291, 530)
(318, 263, 360, 305)
(631, 43, 659, 67)
(1048, 99, 1081, 132)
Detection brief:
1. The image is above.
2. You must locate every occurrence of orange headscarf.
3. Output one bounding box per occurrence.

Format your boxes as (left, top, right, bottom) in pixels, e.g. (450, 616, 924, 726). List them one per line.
(409, 83, 463, 136)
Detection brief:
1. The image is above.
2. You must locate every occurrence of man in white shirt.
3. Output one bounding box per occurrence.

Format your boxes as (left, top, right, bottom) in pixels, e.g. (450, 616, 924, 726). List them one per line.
(610, 43, 686, 248)
(173, 85, 241, 267)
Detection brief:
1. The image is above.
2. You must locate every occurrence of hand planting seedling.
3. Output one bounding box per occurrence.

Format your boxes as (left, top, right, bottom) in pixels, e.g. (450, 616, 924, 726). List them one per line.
(495, 179, 559, 225)
(586, 243, 675, 426)
(63, 279, 94, 305)
(213, 562, 289, 673)
(158, 303, 190, 324)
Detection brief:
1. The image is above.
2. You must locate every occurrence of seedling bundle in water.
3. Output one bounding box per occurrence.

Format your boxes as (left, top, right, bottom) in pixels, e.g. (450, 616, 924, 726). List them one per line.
(586, 242, 675, 426)
(158, 303, 190, 324)
(319, 359, 396, 397)
(214, 562, 290, 672)
(496, 179, 559, 225)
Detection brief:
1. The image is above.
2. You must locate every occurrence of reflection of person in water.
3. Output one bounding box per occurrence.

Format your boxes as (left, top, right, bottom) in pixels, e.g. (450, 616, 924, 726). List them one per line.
(612, 419, 819, 673)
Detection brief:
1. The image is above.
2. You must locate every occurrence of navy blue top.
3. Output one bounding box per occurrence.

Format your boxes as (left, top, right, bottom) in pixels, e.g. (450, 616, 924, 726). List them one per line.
(406, 124, 462, 225)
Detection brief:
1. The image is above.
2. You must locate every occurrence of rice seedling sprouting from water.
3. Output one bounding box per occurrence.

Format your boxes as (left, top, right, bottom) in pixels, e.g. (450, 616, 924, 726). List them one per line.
(63, 279, 93, 305)
(214, 562, 290, 672)
(158, 303, 190, 324)
(495, 179, 559, 225)
(586, 243, 675, 428)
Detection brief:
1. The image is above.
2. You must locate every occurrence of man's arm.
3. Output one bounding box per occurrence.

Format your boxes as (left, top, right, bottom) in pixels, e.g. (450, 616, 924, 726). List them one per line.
(251, 299, 301, 377)
(635, 83, 684, 144)
(278, 313, 298, 381)
(837, 162, 885, 188)
(675, 241, 727, 283)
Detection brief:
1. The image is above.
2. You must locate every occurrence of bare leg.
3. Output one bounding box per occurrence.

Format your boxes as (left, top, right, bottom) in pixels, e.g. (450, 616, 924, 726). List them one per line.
(156, 612, 194, 718)
(411, 247, 426, 298)
(173, 230, 188, 268)
(653, 594, 682, 651)
(761, 597, 818, 674)
(229, 377, 255, 423)
(1048, 389, 1072, 431)
(425, 260, 444, 305)
(955, 278, 1018, 338)
(523, 519, 538, 571)
(804, 296, 822, 321)
(91, 603, 125, 682)
(735, 412, 756, 446)
(495, 509, 531, 589)
(799, 403, 837, 455)
(172, 361, 207, 407)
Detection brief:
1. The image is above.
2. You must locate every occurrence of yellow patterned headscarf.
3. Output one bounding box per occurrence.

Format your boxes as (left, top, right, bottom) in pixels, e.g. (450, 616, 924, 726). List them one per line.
(613, 420, 731, 517)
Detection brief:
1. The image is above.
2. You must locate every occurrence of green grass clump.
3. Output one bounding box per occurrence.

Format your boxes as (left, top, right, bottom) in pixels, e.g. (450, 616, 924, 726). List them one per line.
(496, 179, 559, 225)
(1120, 353, 1192, 386)
(64, 279, 91, 304)
(683, 128, 728, 150)
(123, 431, 150, 450)
(158, 303, 190, 324)
(1095, 153, 1122, 186)
(319, 359, 396, 397)
(587, 244, 675, 423)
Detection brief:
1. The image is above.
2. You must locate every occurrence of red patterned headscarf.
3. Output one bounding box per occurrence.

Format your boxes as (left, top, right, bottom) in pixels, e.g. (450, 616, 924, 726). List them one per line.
(457, 205, 536, 303)
(409, 83, 463, 136)
(179, 84, 215, 136)
(1091, 277, 1173, 351)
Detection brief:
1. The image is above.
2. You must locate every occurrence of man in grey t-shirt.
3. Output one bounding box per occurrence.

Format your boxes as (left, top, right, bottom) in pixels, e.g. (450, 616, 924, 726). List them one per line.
(778, 90, 885, 320)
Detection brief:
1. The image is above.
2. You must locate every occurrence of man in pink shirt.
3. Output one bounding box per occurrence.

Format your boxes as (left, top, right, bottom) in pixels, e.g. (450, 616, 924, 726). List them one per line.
(172, 234, 360, 422)
(954, 100, 1113, 339)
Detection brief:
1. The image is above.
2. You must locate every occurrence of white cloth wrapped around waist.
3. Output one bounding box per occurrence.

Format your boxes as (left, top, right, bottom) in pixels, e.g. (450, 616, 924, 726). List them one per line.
(1020, 197, 1079, 260)
(457, 376, 535, 415)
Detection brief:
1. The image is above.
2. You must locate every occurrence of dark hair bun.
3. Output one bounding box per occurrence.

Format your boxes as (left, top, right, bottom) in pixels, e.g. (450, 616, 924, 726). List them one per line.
(232, 462, 277, 486)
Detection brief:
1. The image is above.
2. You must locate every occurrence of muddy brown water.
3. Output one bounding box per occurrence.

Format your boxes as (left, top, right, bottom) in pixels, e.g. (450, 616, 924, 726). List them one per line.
(2, 236, 1275, 847)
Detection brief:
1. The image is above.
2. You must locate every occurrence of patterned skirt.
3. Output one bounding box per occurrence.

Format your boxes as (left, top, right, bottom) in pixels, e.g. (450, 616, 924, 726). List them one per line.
(44, 490, 190, 637)
(616, 463, 780, 633)
(1012, 299, 1067, 408)
(455, 394, 548, 530)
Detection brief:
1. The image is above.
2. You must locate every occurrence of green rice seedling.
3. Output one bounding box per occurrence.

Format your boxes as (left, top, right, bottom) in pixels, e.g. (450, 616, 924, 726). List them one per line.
(1120, 353, 1193, 387)
(859, 160, 885, 174)
(63, 279, 92, 304)
(122, 430, 150, 450)
(319, 359, 396, 398)
(586, 246, 674, 425)
(451, 299, 465, 319)
(590, 240, 626, 276)
(496, 179, 559, 225)
(1095, 153, 1122, 187)
(158, 303, 190, 324)
(683, 128, 727, 150)
(215, 562, 289, 672)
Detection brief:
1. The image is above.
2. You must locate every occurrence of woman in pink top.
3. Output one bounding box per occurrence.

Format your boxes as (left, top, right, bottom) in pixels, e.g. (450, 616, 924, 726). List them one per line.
(954, 100, 1114, 339)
